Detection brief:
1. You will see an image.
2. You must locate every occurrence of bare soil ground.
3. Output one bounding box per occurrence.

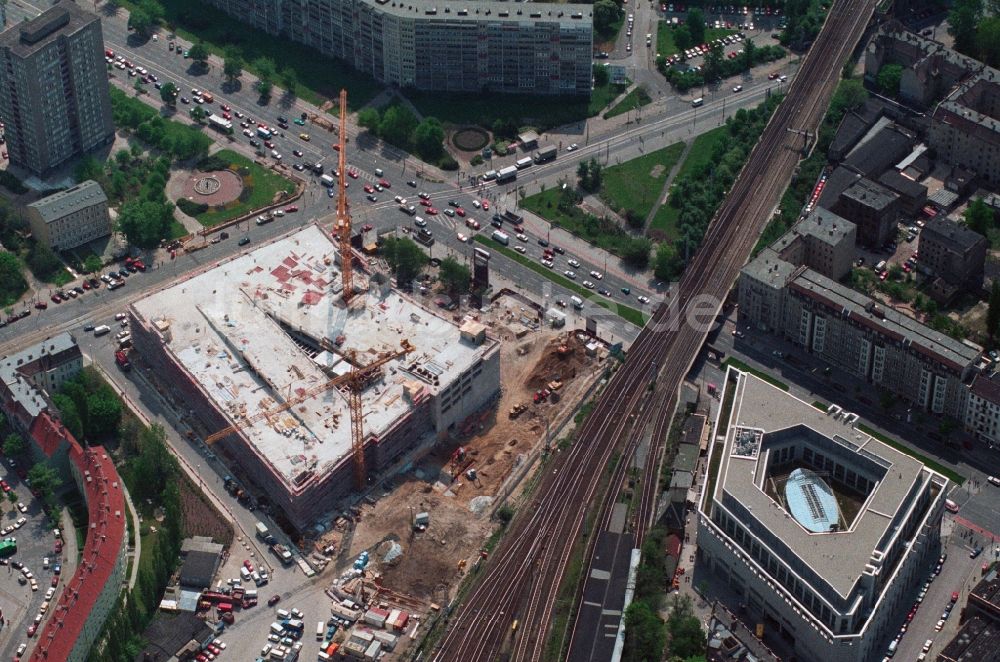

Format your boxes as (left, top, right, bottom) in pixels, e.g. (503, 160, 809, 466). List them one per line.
(332, 298, 605, 603)
(179, 473, 235, 547)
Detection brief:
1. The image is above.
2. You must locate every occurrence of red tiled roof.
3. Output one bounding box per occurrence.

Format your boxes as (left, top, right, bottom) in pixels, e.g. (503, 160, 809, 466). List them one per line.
(28, 412, 69, 458)
(30, 418, 126, 661)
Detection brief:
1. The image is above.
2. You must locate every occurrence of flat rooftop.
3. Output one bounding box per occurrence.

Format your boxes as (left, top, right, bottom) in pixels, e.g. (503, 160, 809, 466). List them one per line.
(132, 224, 494, 488)
(713, 372, 933, 598)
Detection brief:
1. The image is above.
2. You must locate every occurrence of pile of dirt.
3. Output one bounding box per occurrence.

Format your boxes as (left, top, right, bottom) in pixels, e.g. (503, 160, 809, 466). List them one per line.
(524, 332, 588, 391)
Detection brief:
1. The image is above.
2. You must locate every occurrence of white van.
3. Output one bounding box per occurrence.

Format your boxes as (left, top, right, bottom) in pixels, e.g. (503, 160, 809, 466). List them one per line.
(93, 325, 111, 337)
(571, 296, 584, 310)
(276, 608, 290, 620)
(269, 622, 284, 636)
(374, 168, 384, 177)
(691, 97, 704, 107)
(240, 566, 251, 581)
(316, 621, 325, 640)
(875, 260, 887, 273)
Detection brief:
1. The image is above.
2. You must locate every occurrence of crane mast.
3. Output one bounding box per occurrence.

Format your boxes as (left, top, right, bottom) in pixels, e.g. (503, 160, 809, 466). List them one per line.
(336, 88, 353, 303)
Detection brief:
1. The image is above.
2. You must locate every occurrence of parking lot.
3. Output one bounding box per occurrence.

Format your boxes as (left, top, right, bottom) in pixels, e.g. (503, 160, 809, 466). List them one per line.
(0, 467, 68, 662)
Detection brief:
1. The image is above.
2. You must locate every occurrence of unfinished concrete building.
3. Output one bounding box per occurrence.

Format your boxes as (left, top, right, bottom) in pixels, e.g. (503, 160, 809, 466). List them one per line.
(129, 225, 501, 530)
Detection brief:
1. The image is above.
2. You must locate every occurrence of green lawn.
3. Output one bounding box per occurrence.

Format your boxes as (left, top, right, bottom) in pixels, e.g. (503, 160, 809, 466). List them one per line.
(656, 22, 737, 58)
(604, 85, 653, 119)
(858, 424, 965, 486)
(472, 235, 647, 327)
(722, 357, 789, 391)
(650, 126, 729, 239)
(601, 142, 685, 220)
(124, 0, 381, 109)
(519, 188, 635, 258)
(406, 81, 620, 130)
(192, 150, 296, 227)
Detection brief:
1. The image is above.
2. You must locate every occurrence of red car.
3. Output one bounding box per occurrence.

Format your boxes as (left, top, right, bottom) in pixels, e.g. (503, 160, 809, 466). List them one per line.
(51, 575, 58, 587)
(379, 179, 391, 188)
(426, 207, 439, 215)
(27, 624, 36, 637)
(1, 481, 10, 492)
(264, 140, 275, 149)
(243, 559, 254, 572)
(419, 199, 431, 206)
(34, 302, 47, 310)
(268, 594, 281, 606)
(284, 205, 298, 213)
(482, 200, 490, 210)
(50, 295, 60, 304)
(222, 112, 231, 120)
(363, 184, 374, 194)
(347, 169, 359, 178)
(82, 281, 91, 290)
(332, 144, 341, 151)
(456, 208, 466, 217)
(768, 72, 778, 80)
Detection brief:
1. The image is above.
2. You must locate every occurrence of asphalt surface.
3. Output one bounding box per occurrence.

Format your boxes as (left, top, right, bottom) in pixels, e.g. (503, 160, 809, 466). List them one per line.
(0, 475, 63, 662)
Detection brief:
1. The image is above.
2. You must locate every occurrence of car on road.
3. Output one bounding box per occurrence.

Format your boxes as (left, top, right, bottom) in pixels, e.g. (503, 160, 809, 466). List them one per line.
(541, 259, 554, 268)
(566, 143, 578, 151)
(456, 208, 466, 217)
(457, 233, 468, 243)
(733, 84, 743, 92)
(448, 200, 459, 207)
(298, 133, 310, 141)
(935, 619, 945, 631)
(366, 194, 378, 203)
(989, 476, 1000, 487)
(598, 288, 612, 297)
(538, 238, 549, 247)
(285, 206, 298, 213)
(589, 270, 603, 279)
(482, 200, 490, 210)
(243, 129, 253, 137)
(443, 208, 455, 217)
(1, 481, 10, 492)
(472, 200, 481, 208)
(567, 258, 580, 268)
(16, 503, 26, 513)
(268, 595, 281, 606)
(514, 246, 527, 254)
(238, 237, 250, 246)
(426, 207, 439, 215)
(348, 169, 359, 178)
(564, 271, 576, 279)
(516, 234, 528, 242)
(582, 280, 595, 289)
(637, 295, 650, 304)
(292, 149, 303, 157)
(414, 217, 427, 228)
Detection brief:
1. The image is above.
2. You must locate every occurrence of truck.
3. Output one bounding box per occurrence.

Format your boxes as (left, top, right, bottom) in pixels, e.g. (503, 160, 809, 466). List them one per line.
(312, 162, 324, 175)
(491, 230, 510, 246)
(515, 157, 533, 170)
(271, 542, 293, 565)
(208, 114, 233, 133)
(201, 91, 214, 103)
(496, 166, 518, 184)
(255, 521, 276, 544)
(257, 126, 273, 139)
(320, 174, 336, 187)
(502, 210, 524, 225)
(533, 145, 557, 164)
(115, 349, 131, 371)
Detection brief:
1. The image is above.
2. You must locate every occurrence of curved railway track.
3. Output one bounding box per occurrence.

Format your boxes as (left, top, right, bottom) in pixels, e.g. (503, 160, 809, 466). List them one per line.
(432, 0, 877, 658)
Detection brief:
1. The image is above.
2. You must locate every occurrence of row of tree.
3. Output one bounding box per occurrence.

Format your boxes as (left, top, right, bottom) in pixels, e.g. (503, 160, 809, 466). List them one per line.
(53, 368, 124, 443)
(357, 104, 452, 166)
(949, 0, 1000, 68)
(381, 237, 472, 297)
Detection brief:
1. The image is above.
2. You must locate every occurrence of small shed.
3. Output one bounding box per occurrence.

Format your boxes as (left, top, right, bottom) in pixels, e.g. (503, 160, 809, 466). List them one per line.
(518, 130, 539, 149)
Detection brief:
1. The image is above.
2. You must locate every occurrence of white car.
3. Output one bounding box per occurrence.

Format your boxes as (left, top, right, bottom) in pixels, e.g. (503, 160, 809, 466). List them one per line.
(516, 233, 528, 242)
(564, 270, 576, 279)
(637, 295, 650, 304)
(567, 143, 578, 151)
(15, 517, 26, 529)
(988, 475, 1000, 487)
(589, 270, 603, 280)
(567, 258, 580, 268)
(733, 84, 743, 93)
(45, 587, 55, 600)
(457, 233, 468, 243)
(923, 639, 933, 653)
(935, 619, 945, 631)
(472, 200, 481, 208)
(243, 128, 253, 137)
(582, 280, 596, 289)
(541, 259, 554, 268)
(514, 245, 527, 254)
(42, 558, 49, 569)
(273, 209, 284, 217)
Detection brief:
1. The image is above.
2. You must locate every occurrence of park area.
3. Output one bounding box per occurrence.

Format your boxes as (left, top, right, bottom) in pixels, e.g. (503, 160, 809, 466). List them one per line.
(649, 126, 729, 240)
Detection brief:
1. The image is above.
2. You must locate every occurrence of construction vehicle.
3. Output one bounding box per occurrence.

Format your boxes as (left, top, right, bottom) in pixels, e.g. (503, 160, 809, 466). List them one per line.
(205, 339, 414, 489)
(271, 543, 294, 565)
(508, 403, 528, 419)
(547, 380, 563, 392)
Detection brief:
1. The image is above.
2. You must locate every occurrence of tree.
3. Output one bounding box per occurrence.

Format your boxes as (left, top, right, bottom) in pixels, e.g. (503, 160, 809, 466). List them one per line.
(159, 81, 178, 107)
(654, 242, 682, 281)
(256, 80, 273, 99)
(188, 42, 209, 68)
(621, 237, 652, 269)
(127, 7, 155, 37)
(252, 56, 277, 84)
(577, 159, 602, 193)
(703, 42, 725, 82)
(438, 257, 471, 297)
(190, 106, 207, 123)
(382, 237, 427, 285)
(280, 67, 298, 94)
(673, 24, 693, 53)
(50, 395, 83, 440)
(223, 51, 243, 83)
(2, 434, 24, 458)
(741, 37, 757, 71)
(977, 17, 1000, 67)
(988, 281, 1000, 341)
(6, 492, 16, 510)
(0, 251, 26, 304)
(964, 197, 995, 236)
(117, 199, 174, 249)
(624, 601, 666, 661)
(666, 595, 705, 658)
(686, 8, 706, 45)
(876, 63, 903, 97)
(592, 62, 610, 88)
(413, 117, 445, 161)
(357, 107, 381, 133)
(26, 243, 62, 280)
(949, 0, 982, 54)
(87, 393, 122, 438)
(378, 105, 418, 149)
(830, 79, 868, 116)
(27, 464, 62, 504)
(593, 0, 621, 34)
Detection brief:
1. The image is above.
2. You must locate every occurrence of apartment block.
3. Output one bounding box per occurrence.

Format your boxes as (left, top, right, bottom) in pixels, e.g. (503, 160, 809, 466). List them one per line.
(917, 217, 987, 301)
(207, 0, 594, 95)
(740, 252, 981, 419)
(832, 178, 900, 248)
(0, 2, 114, 177)
(26, 180, 111, 251)
(929, 69, 1000, 188)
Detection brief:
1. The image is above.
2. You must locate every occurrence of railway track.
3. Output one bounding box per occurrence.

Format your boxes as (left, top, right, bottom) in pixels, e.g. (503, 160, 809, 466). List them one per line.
(431, 0, 876, 659)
